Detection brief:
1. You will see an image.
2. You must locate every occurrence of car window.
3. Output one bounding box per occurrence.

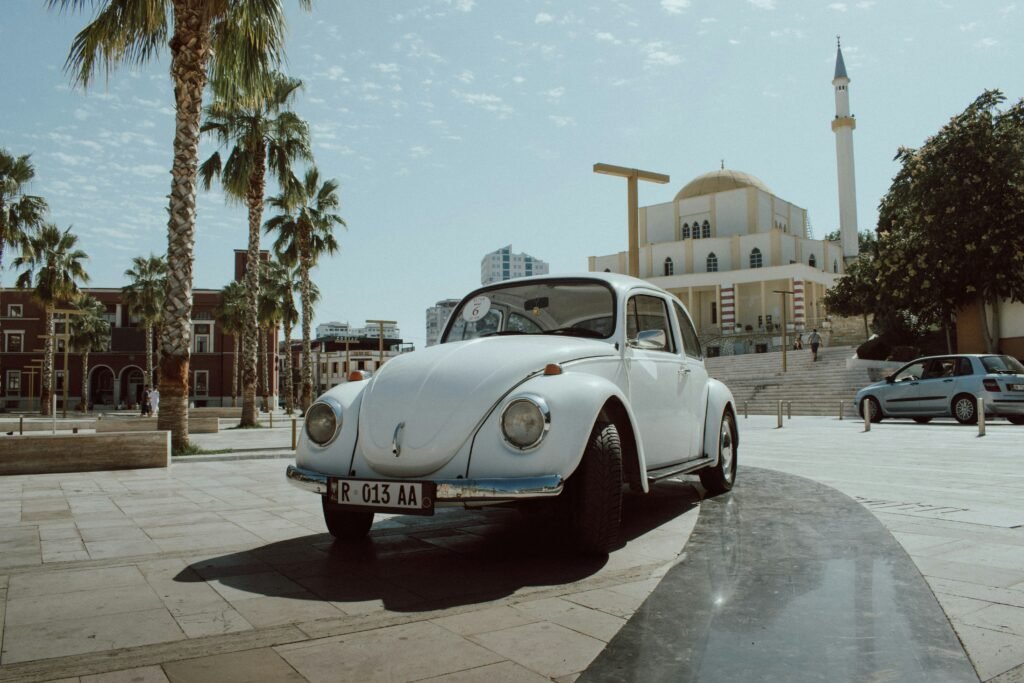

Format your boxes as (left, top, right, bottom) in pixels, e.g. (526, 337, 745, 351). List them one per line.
(672, 301, 703, 359)
(922, 358, 956, 379)
(626, 295, 676, 353)
(955, 357, 974, 376)
(507, 312, 543, 334)
(893, 362, 924, 382)
(981, 355, 1024, 375)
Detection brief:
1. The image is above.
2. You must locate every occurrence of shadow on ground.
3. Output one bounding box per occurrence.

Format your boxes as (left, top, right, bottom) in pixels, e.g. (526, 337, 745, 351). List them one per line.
(175, 480, 701, 613)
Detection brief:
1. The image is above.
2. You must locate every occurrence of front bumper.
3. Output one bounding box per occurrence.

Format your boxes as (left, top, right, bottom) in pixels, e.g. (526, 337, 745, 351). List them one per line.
(286, 464, 563, 502)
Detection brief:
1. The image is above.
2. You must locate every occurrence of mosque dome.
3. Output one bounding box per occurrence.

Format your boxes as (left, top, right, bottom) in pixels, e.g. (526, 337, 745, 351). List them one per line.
(675, 169, 772, 201)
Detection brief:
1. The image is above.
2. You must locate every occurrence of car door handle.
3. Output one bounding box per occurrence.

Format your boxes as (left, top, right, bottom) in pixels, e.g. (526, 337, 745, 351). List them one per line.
(943, 379, 953, 383)
(678, 368, 691, 376)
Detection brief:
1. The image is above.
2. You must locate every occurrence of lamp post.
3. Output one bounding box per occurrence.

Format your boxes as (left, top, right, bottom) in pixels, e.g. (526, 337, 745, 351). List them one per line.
(773, 290, 794, 373)
(366, 320, 397, 370)
(593, 163, 670, 277)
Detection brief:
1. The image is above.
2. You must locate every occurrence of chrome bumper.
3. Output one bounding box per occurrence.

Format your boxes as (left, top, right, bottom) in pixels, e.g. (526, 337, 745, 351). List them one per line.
(285, 464, 563, 501)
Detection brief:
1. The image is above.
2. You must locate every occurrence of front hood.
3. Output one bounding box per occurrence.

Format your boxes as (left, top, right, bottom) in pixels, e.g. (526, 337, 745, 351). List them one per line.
(358, 336, 616, 476)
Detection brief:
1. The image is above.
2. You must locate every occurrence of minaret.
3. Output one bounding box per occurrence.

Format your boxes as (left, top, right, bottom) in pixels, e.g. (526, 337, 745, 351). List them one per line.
(831, 37, 859, 261)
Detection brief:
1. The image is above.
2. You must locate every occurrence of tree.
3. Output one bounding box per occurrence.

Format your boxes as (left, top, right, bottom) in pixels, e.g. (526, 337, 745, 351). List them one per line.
(0, 149, 47, 274)
(266, 168, 344, 411)
(199, 71, 311, 427)
(823, 253, 878, 341)
(50, 0, 310, 452)
(13, 224, 89, 416)
(277, 264, 316, 415)
(821, 229, 876, 254)
(215, 280, 247, 408)
(122, 254, 167, 389)
(69, 294, 111, 412)
(257, 258, 289, 413)
(871, 90, 1024, 352)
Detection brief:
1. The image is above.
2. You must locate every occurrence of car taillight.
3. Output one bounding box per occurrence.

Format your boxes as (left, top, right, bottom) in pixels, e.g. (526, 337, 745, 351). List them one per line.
(983, 378, 1000, 392)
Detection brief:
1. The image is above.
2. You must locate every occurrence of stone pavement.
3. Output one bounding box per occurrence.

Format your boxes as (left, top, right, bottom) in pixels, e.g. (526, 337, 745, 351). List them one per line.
(0, 414, 1022, 681)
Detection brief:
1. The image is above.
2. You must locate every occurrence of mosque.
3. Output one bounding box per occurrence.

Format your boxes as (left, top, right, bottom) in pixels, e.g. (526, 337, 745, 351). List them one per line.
(589, 42, 860, 356)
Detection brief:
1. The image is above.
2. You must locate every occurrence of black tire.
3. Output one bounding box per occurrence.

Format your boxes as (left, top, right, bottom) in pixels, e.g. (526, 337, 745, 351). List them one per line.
(912, 416, 932, 424)
(860, 396, 883, 423)
(571, 422, 623, 555)
(951, 393, 978, 425)
(700, 411, 738, 496)
(1008, 416, 1024, 425)
(322, 497, 374, 542)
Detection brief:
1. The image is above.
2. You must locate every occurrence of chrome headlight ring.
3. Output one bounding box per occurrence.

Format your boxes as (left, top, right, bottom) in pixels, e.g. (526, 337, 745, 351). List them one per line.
(500, 394, 551, 452)
(305, 396, 343, 447)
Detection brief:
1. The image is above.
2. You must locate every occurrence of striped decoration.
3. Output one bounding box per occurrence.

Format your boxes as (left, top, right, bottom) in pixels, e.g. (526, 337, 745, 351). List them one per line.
(721, 286, 735, 330)
(793, 279, 805, 325)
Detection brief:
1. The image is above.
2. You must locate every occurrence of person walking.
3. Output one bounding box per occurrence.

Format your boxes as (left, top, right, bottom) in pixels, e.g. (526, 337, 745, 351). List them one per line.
(793, 333, 803, 351)
(141, 386, 152, 417)
(807, 328, 822, 361)
(150, 386, 160, 418)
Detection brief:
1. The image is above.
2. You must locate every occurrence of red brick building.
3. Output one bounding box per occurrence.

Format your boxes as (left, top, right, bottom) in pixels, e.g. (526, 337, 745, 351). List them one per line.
(0, 250, 277, 412)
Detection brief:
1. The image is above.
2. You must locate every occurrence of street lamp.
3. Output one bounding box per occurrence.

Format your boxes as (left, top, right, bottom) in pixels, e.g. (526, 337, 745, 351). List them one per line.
(773, 290, 794, 373)
(366, 319, 397, 369)
(593, 163, 670, 277)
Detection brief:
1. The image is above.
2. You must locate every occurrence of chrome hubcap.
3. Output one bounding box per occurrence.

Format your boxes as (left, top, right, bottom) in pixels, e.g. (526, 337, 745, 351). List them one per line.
(956, 398, 974, 421)
(720, 419, 735, 482)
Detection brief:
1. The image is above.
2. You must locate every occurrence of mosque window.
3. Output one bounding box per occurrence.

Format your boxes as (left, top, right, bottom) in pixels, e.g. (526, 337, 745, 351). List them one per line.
(682, 223, 691, 239)
(750, 248, 763, 269)
(809, 254, 816, 268)
(664, 257, 674, 276)
(702, 220, 710, 238)
(707, 253, 718, 272)
(833, 259, 839, 273)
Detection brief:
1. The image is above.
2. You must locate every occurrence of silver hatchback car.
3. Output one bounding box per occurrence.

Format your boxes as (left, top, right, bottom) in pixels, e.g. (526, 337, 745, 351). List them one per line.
(855, 354, 1024, 424)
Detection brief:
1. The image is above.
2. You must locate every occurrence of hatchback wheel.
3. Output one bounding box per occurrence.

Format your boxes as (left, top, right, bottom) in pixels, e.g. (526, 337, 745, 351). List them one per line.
(951, 393, 978, 425)
(860, 396, 883, 423)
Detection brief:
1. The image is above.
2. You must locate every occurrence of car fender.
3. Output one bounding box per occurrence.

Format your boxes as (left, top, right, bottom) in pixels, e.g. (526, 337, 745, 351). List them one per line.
(701, 378, 737, 462)
(468, 371, 649, 490)
(295, 381, 367, 476)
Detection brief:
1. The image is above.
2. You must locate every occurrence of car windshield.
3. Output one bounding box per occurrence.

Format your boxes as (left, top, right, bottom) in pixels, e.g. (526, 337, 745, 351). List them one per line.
(981, 355, 1024, 375)
(443, 279, 616, 343)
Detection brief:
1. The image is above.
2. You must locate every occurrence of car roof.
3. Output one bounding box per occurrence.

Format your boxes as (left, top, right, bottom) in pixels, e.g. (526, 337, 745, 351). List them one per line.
(480, 272, 667, 297)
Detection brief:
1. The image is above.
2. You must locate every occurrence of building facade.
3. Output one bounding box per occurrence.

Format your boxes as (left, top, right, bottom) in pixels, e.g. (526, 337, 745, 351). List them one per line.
(316, 320, 401, 341)
(425, 299, 460, 347)
(480, 245, 549, 285)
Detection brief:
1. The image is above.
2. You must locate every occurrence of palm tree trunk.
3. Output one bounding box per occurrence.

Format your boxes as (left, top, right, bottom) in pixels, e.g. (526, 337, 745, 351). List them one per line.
(145, 322, 154, 388)
(283, 321, 294, 415)
(232, 335, 239, 407)
(261, 326, 270, 412)
(81, 349, 90, 412)
(41, 306, 54, 416)
(154, 323, 164, 387)
(299, 235, 314, 412)
(158, 4, 213, 452)
(240, 147, 267, 427)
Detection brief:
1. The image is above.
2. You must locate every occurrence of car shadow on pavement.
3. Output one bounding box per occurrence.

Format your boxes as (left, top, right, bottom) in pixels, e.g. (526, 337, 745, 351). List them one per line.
(174, 479, 702, 613)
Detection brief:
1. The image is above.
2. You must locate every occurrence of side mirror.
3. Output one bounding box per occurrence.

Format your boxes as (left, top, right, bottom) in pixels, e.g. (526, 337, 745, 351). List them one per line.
(885, 375, 895, 384)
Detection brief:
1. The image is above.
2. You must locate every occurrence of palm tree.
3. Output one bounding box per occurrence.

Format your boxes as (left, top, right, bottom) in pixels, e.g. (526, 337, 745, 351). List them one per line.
(50, 0, 310, 452)
(122, 254, 167, 390)
(215, 280, 247, 408)
(69, 294, 111, 412)
(199, 72, 311, 427)
(257, 258, 291, 413)
(278, 266, 317, 415)
(0, 149, 47, 274)
(266, 168, 344, 412)
(13, 224, 89, 416)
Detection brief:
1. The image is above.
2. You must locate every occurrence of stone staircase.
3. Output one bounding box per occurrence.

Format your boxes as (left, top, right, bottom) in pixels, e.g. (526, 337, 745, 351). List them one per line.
(704, 345, 871, 416)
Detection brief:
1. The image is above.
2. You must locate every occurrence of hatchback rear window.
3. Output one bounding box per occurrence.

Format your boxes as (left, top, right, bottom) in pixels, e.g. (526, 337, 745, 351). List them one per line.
(981, 355, 1024, 375)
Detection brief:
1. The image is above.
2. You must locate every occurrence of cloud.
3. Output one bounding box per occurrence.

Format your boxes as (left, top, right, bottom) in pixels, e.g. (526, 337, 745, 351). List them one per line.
(661, 0, 691, 13)
(445, 0, 475, 11)
(409, 145, 431, 158)
(372, 63, 400, 73)
(549, 115, 576, 127)
(828, 2, 847, 10)
(452, 90, 514, 115)
(512, 76, 526, 84)
(643, 42, 682, 67)
(50, 152, 91, 167)
(455, 70, 475, 84)
(976, 37, 998, 47)
(958, 22, 977, 31)
(323, 66, 347, 81)
(595, 31, 622, 45)
(747, 0, 775, 8)
(535, 13, 554, 24)
(701, 17, 718, 23)
(545, 87, 566, 99)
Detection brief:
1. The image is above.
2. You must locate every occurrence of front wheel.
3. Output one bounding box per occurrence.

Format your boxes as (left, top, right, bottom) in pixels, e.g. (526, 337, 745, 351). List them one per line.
(860, 396, 883, 423)
(951, 393, 978, 425)
(1008, 416, 1024, 425)
(699, 411, 737, 496)
(322, 497, 374, 542)
(571, 422, 623, 555)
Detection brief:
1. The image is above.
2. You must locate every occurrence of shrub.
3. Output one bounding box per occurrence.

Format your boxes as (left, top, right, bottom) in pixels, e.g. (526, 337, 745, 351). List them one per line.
(857, 336, 890, 360)
(888, 345, 920, 362)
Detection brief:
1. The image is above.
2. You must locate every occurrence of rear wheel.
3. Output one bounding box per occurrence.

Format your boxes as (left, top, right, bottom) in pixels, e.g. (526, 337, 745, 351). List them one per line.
(1008, 416, 1024, 425)
(860, 396, 883, 423)
(912, 416, 932, 424)
(571, 422, 623, 555)
(699, 411, 737, 495)
(322, 498, 374, 542)
(951, 393, 978, 425)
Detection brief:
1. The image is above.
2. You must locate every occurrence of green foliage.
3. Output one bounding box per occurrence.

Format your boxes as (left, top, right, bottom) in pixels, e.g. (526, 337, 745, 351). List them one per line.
(69, 294, 111, 354)
(821, 229, 876, 253)
(122, 254, 166, 326)
(0, 148, 48, 271)
(13, 224, 89, 305)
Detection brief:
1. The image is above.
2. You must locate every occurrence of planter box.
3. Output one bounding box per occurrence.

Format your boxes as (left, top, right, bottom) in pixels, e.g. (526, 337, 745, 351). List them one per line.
(95, 417, 219, 434)
(0, 431, 170, 475)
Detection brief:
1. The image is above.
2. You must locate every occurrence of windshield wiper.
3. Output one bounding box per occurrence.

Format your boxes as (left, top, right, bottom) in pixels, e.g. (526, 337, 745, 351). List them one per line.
(542, 326, 605, 339)
(479, 330, 528, 338)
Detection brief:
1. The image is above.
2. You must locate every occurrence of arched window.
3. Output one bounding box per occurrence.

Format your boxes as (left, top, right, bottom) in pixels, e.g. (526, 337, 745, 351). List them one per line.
(833, 259, 839, 273)
(750, 248, 763, 269)
(682, 223, 690, 239)
(702, 220, 710, 238)
(664, 257, 674, 276)
(808, 254, 816, 268)
(707, 252, 718, 272)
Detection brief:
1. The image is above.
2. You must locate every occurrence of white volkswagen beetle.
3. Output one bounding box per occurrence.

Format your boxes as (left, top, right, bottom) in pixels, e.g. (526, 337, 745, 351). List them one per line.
(286, 273, 738, 554)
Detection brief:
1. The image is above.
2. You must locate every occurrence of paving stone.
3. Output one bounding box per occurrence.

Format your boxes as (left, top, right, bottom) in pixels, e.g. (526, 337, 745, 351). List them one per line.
(81, 665, 171, 682)
(470, 621, 604, 679)
(163, 648, 304, 683)
(512, 597, 627, 643)
(8, 565, 146, 597)
(954, 624, 1024, 682)
(173, 606, 254, 638)
(431, 605, 540, 636)
(228, 592, 345, 628)
(961, 604, 1024, 639)
(417, 660, 550, 682)
(5, 584, 165, 626)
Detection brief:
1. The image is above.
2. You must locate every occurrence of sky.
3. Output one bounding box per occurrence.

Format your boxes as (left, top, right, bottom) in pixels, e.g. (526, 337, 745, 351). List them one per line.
(2, 1, 1022, 349)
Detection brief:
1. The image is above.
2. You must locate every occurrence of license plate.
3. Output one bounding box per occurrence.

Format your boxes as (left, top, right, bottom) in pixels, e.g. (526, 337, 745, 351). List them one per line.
(1010, 383, 1024, 392)
(328, 478, 435, 515)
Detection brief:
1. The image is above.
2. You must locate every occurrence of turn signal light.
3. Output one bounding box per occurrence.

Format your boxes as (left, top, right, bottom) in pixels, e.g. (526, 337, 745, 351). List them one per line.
(348, 371, 367, 382)
(983, 378, 1000, 392)
(543, 363, 562, 376)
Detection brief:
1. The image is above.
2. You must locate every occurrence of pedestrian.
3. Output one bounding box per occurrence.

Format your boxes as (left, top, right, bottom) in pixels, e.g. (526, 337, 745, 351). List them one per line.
(141, 386, 151, 417)
(793, 333, 803, 351)
(150, 386, 160, 418)
(807, 328, 822, 361)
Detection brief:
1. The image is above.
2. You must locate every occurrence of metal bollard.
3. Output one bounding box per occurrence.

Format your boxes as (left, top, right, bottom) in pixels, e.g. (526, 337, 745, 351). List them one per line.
(787, 401, 792, 420)
(777, 401, 783, 428)
(978, 396, 986, 437)
(269, 411, 273, 429)
(291, 417, 298, 450)
(20, 416, 24, 435)
(839, 401, 844, 420)
(864, 405, 871, 432)
(743, 401, 748, 419)
(73, 427, 78, 434)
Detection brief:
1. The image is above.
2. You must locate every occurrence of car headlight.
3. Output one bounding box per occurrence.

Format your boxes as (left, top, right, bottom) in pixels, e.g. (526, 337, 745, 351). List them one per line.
(305, 399, 342, 446)
(500, 395, 550, 450)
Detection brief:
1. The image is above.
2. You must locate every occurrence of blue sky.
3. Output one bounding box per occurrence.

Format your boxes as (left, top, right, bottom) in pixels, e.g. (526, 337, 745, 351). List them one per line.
(2, 1, 1022, 348)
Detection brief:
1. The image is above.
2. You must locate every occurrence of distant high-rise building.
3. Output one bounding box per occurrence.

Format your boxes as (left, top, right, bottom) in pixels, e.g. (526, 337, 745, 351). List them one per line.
(316, 321, 401, 340)
(425, 299, 460, 347)
(480, 245, 549, 285)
